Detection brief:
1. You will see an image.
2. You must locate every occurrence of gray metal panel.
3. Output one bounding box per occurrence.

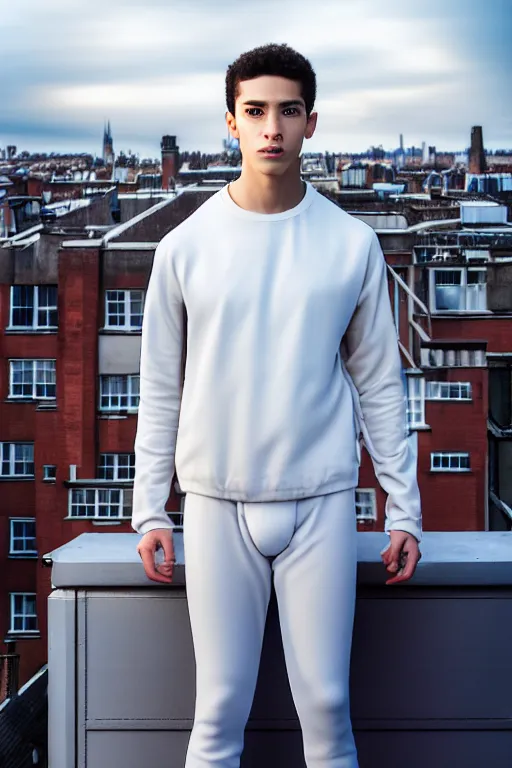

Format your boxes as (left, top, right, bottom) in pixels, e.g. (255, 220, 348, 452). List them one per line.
(84, 591, 195, 722)
(350, 594, 512, 720)
(76, 591, 88, 768)
(45, 531, 512, 588)
(47, 590, 76, 768)
(86, 731, 190, 768)
(241, 732, 305, 767)
(354, 731, 512, 768)
(98, 334, 141, 374)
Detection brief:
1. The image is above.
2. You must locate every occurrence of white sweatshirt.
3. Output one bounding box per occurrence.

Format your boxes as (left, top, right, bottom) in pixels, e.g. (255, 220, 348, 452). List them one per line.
(131, 180, 422, 542)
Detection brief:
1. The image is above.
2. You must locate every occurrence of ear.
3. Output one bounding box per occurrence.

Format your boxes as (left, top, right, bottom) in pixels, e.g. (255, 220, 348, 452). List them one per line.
(225, 110, 239, 139)
(305, 111, 318, 140)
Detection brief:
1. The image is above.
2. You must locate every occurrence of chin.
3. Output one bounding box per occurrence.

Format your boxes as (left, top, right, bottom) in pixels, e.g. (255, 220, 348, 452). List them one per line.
(256, 160, 292, 175)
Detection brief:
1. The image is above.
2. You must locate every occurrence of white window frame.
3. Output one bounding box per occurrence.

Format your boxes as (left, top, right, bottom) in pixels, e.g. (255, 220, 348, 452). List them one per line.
(43, 464, 57, 481)
(68, 487, 133, 519)
(429, 267, 487, 313)
(430, 452, 471, 472)
(355, 488, 377, 521)
(105, 289, 144, 331)
(9, 518, 37, 556)
(0, 442, 35, 478)
(9, 593, 38, 634)
(98, 453, 135, 480)
(99, 374, 140, 412)
(8, 359, 56, 400)
(426, 382, 472, 401)
(406, 375, 427, 428)
(8, 285, 58, 330)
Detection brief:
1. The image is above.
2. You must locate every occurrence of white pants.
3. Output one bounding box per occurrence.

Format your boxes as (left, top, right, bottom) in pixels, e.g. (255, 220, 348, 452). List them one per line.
(183, 489, 359, 768)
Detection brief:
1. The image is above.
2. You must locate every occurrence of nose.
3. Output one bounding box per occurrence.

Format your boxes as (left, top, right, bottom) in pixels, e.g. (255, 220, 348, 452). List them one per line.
(264, 110, 282, 139)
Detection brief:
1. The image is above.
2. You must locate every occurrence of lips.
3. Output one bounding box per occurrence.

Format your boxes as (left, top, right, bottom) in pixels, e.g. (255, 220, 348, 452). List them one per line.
(259, 147, 284, 157)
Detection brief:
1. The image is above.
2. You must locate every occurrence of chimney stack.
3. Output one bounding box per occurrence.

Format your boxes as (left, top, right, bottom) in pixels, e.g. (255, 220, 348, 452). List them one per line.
(161, 135, 180, 191)
(0, 641, 20, 702)
(468, 126, 486, 175)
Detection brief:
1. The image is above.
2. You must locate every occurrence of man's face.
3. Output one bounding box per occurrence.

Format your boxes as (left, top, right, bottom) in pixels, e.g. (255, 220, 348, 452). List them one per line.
(226, 75, 317, 178)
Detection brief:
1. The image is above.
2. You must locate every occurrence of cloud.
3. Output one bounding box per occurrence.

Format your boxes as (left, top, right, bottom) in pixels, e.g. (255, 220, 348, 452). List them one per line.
(1, 0, 510, 155)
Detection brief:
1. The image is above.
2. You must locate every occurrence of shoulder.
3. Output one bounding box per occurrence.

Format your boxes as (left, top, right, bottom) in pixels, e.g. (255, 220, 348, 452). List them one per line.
(156, 188, 222, 252)
(312, 188, 377, 246)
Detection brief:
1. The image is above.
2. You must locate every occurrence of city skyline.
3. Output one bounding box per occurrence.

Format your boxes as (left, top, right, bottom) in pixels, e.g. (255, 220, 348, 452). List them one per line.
(1, 0, 511, 157)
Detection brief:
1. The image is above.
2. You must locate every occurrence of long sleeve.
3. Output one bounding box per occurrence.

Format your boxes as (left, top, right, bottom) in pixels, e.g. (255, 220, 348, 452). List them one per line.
(131, 239, 185, 535)
(341, 230, 423, 543)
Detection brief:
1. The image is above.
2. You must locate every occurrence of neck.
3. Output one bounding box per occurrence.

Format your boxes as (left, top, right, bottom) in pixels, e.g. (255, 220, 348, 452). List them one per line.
(228, 161, 305, 214)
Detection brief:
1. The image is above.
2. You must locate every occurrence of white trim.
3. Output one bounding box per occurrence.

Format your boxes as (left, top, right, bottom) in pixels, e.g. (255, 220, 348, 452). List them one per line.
(9, 518, 37, 556)
(99, 374, 140, 412)
(9, 592, 38, 634)
(68, 487, 133, 519)
(8, 359, 56, 400)
(429, 266, 487, 314)
(0, 442, 35, 478)
(355, 488, 377, 521)
(98, 452, 135, 481)
(17, 664, 48, 697)
(426, 382, 472, 400)
(430, 452, 471, 472)
(103, 196, 176, 243)
(60, 239, 103, 248)
(104, 289, 144, 331)
(5, 224, 43, 242)
(8, 285, 58, 330)
(105, 242, 159, 250)
(406, 375, 428, 429)
(43, 464, 57, 480)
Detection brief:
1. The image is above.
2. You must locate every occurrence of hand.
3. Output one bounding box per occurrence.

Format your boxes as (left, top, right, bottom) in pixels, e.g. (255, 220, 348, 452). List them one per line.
(136, 528, 176, 584)
(380, 530, 421, 585)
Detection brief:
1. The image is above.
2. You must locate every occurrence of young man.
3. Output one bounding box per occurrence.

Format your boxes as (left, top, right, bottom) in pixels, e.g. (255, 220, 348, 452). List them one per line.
(132, 43, 422, 768)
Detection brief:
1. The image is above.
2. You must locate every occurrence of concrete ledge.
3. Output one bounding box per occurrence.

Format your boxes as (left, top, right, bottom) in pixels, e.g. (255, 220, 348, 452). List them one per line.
(44, 531, 512, 588)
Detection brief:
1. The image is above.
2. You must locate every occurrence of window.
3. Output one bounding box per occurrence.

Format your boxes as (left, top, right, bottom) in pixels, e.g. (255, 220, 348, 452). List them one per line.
(69, 488, 133, 519)
(426, 382, 472, 400)
(430, 268, 486, 312)
(9, 285, 58, 329)
(355, 489, 377, 521)
(43, 465, 57, 481)
(0, 443, 34, 478)
(9, 360, 56, 399)
(9, 593, 38, 633)
(9, 519, 37, 555)
(105, 290, 144, 330)
(99, 375, 140, 412)
(98, 453, 135, 480)
(406, 376, 426, 428)
(430, 452, 470, 472)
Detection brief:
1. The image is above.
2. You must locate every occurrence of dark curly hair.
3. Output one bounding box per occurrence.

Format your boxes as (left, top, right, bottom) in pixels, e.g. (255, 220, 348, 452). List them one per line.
(225, 43, 317, 119)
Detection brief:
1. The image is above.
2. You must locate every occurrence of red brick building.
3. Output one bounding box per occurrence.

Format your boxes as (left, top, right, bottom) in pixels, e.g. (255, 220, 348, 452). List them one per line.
(1, 179, 511, 697)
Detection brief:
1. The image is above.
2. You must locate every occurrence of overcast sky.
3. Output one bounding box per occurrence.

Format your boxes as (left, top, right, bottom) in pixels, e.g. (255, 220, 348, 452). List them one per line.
(1, 0, 511, 158)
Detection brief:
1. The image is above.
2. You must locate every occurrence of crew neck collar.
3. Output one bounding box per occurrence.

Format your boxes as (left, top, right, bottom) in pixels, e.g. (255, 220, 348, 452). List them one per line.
(219, 180, 316, 221)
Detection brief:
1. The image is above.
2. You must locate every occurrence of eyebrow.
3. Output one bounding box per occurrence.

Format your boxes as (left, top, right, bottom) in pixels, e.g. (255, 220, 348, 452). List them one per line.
(241, 100, 304, 108)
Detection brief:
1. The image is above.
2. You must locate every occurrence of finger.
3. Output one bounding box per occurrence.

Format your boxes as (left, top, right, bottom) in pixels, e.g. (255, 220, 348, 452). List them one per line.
(380, 542, 391, 564)
(139, 546, 172, 584)
(157, 561, 175, 574)
(386, 552, 420, 585)
(161, 532, 176, 565)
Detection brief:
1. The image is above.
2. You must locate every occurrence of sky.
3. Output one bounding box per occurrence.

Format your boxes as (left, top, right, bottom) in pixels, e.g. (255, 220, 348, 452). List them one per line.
(1, 0, 511, 158)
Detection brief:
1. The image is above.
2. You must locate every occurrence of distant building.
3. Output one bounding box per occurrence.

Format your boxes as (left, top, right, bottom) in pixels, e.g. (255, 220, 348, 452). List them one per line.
(102, 121, 114, 166)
